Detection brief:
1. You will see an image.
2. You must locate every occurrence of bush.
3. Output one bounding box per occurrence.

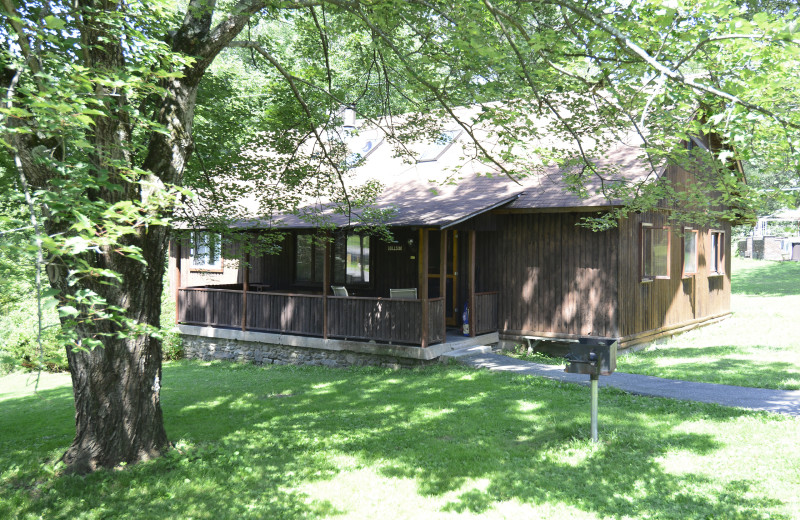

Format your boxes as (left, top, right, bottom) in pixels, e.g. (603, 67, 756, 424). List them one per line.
(0, 272, 184, 373)
(0, 304, 67, 373)
(160, 288, 184, 361)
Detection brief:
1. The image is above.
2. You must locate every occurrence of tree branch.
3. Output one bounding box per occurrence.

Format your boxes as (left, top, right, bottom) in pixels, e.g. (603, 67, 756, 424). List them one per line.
(548, 0, 800, 132)
(228, 40, 353, 217)
(327, 0, 519, 181)
(1, 0, 43, 80)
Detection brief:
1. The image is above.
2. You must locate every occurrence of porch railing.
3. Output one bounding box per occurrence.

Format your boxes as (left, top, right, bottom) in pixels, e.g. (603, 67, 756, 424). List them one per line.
(246, 293, 324, 336)
(178, 288, 448, 346)
(178, 288, 242, 329)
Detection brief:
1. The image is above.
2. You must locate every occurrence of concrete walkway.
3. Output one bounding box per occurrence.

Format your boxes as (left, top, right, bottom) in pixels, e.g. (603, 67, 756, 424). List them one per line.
(454, 350, 800, 416)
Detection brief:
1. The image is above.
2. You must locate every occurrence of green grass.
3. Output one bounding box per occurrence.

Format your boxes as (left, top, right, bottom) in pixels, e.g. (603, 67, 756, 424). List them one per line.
(500, 346, 567, 366)
(1, 361, 799, 519)
(615, 258, 800, 390)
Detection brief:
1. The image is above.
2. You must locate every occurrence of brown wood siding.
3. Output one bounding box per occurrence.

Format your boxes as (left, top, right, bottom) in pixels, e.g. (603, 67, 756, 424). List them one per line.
(486, 212, 619, 338)
(179, 288, 444, 346)
(474, 292, 499, 334)
(616, 210, 731, 338)
(373, 228, 419, 297)
(244, 234, 295, 290)
(327, 296, 422, 343)
(427, 298, 445, 344)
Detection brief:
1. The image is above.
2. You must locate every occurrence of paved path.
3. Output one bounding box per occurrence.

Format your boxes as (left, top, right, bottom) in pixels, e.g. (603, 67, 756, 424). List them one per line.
(457, 351, 800, 416)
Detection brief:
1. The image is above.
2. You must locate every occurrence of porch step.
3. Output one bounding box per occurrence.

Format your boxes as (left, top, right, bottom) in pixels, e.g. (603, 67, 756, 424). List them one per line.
(439, 345, 494, 359)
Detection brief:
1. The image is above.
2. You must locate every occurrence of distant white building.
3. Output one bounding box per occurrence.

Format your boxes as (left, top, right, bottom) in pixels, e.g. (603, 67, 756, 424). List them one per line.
(740, 208, 800, 261)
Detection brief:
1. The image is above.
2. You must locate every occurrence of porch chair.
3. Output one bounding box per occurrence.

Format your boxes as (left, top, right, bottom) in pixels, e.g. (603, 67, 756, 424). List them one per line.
(389, 288, 417, 299)
(331, 286, 349, 297)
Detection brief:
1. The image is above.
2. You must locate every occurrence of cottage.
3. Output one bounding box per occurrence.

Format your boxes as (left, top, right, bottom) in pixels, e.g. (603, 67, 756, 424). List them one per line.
(170, 112, 731, 367)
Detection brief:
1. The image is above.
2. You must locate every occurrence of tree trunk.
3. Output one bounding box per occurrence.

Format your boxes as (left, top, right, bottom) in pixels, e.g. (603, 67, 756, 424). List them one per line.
(57, 231, 171, 474)
(3, 0, 261, 474)
(63, 333, 169, 474)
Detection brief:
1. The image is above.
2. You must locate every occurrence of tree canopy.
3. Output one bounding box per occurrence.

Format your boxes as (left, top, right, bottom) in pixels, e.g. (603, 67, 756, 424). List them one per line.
(1, 0, 798, 473)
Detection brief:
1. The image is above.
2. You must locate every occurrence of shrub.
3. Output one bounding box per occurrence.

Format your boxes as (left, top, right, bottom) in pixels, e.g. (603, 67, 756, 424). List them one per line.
(160, 286, 184, 361)
(0, 304, 67, 373)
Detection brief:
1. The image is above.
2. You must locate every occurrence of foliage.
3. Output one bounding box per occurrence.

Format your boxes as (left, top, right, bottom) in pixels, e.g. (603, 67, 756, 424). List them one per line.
(2, 0, 800, 471)
(501, 343, 567, 366)
(0, 305, 64, 375)
(1, 361, 798, 519)
(0, 164, 30, 310)
(0, 269, 184, 373)
(616, 258, 800, 389)
(158, 285, 183, 362)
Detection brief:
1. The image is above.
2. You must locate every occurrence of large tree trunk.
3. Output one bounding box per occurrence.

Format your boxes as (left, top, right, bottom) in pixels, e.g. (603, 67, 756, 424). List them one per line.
(4, 0, 263, 474)
(59, 234, 170, 474)
(64, 336, 168, 474)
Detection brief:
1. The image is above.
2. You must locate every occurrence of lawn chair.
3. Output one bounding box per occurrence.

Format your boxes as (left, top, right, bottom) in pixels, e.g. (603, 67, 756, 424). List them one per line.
(389, 288, 417, 299)
(331, 286, 348, 297)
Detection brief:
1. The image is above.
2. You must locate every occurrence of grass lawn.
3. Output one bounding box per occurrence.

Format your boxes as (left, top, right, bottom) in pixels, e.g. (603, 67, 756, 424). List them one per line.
(615, 258, 800, 390)
(1, 361, 799, 519)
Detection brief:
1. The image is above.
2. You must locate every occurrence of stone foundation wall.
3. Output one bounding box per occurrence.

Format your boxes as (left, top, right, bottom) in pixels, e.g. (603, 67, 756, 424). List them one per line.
(182, 334, 437, 369)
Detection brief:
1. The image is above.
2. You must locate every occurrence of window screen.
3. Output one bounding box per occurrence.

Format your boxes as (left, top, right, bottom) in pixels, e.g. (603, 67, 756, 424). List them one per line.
(642, 225, 670, 280)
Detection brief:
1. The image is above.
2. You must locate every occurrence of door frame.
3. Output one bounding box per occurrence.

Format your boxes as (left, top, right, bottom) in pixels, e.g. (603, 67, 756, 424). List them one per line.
(424, 229, 459, 326)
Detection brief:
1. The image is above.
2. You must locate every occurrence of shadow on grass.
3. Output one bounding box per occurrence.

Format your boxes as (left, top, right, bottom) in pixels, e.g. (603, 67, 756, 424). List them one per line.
(618, 346, 800, 390)
(0, 361, 792, 519)
(732, 260, 800, 296)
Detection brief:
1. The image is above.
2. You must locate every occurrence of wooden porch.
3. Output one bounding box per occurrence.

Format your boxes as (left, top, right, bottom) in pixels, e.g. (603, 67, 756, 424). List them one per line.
(174, 227, 499, 349)
(177, 286, 498, 347)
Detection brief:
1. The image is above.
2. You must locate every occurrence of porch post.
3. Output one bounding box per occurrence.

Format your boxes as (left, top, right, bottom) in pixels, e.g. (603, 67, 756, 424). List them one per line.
(440, 230, 447, 342)
(241, 248, 250, 332)
(468, 229, 476, 337)
(323, 232, 330, 340)
(420, 228, 430, 348)
(174, 240, 181, 326)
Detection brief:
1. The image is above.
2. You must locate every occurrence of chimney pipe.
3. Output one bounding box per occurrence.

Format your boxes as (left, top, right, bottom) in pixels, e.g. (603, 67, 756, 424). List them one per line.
(342, 104, 356, 129)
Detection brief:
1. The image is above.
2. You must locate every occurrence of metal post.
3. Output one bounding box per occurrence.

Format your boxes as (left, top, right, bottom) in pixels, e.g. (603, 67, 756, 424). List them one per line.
(590, 373, 599, 443)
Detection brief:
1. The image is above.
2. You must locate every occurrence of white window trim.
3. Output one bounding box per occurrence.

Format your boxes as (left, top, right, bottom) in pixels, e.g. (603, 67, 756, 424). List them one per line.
(641, 223, 671, 282)
(190, 231, 223, 271)
(682, 227, 699, 278)
(709, 230, 726, 276)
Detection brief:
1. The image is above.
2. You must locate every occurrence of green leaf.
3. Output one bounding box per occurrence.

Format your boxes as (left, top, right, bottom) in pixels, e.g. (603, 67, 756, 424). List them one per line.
(58, 305, 80, 318)
(43, 15, 66, 30)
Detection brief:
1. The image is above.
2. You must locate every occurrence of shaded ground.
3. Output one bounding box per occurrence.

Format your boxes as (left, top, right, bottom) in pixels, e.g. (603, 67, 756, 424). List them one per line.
(457, 351, 800, 415)
(1, 362, 798, 519)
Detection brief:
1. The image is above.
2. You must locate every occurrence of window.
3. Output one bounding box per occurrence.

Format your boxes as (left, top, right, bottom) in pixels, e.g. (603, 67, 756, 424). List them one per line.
(334, 234, 370, 284)
(295, 234, 326, 283)
(683, 228, 698, 277)
(190, 232, 222, 270)
(295, 233, 371, 285)
(709, 230, 725, 275)
(641, 223, 670, 281)
(417, 129, 462, 163)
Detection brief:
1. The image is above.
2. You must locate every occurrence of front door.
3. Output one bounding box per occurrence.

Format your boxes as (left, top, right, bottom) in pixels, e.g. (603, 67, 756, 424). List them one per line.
(427, 230, 458, 326)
